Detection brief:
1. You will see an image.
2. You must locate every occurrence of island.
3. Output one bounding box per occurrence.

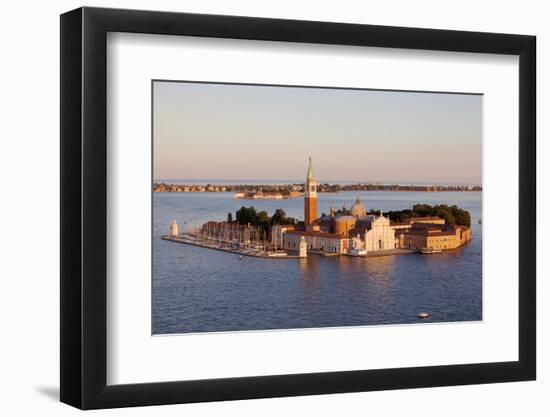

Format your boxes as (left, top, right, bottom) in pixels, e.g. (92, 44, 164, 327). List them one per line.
(162, 158, 473, 259)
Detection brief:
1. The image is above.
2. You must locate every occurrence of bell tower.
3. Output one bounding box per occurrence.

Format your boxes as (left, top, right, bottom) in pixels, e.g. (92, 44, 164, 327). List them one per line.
(304, 157, 318, 226)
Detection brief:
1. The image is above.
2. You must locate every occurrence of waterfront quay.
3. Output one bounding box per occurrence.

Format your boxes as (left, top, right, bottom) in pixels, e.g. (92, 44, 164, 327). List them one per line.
(162, 233, 418, 260)
(161, 234, 304, 259)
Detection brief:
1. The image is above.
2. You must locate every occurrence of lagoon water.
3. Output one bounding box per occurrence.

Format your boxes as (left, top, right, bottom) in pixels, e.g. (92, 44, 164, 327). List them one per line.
(153, 191, 482, 334)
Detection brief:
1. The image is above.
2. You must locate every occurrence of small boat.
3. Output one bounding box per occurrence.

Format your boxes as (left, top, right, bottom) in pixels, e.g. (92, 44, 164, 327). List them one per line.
(418, 312, 429, 319)
(267, 252, 288, 257)
(420, 248, 442, 255)
(239, 255, 242, 260)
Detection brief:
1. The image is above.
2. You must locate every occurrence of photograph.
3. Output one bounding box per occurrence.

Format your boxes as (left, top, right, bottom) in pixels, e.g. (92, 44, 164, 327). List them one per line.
(152, 80, 483, 335)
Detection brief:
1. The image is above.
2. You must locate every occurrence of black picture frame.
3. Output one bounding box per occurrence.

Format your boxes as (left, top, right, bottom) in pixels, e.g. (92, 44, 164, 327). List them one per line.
(60, 6, 536, 410)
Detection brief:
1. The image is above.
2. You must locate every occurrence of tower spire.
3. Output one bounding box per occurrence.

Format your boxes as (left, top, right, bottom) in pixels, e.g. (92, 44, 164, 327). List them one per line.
(306, 157, 314, 182)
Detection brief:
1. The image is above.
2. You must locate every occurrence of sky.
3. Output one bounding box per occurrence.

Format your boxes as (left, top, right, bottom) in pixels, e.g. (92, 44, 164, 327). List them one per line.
(153, 81, 482, 185)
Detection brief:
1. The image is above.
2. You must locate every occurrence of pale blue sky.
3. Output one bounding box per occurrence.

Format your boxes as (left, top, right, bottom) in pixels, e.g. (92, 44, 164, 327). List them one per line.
(153, 81, 482, 184)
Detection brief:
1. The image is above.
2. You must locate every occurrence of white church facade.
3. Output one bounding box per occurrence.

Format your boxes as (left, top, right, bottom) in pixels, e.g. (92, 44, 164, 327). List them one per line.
(360, 214, 396, 251)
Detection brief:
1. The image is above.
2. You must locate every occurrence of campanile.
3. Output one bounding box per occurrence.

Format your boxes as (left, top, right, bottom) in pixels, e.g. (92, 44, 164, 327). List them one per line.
(304, 157, 318, 226)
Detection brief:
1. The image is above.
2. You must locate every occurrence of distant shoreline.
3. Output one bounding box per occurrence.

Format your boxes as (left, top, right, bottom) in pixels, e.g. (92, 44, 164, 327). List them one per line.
(153, 181, 482, 193)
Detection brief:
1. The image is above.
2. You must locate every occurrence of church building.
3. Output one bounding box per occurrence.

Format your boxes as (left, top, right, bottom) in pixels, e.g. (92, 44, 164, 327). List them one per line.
(281, 158, 394, 255)
(277, 158, 469, 255)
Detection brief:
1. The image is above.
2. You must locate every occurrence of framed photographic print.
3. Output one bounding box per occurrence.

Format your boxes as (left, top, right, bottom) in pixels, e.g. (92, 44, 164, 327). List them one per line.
(60, 7, 536, 409)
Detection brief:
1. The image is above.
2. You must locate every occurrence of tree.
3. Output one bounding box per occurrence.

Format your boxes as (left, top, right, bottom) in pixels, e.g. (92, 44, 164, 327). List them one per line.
(257, 211, 270, 227)
(434, 205, 456, 226)
(270, 208, 287, 225)
(236, 206, 258, 225)
(373, 204, 471, 227)
(412, 204, 433, 217)
(450, 205, 471, 227)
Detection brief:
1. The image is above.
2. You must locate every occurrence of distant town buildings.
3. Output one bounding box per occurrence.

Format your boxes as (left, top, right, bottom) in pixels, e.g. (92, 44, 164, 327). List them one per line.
(234, 190, 301, 200)
(153, 181, 482, 194)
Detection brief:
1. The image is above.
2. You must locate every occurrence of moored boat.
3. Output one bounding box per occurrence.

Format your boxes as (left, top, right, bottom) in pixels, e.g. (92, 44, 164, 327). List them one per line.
(420, 248, 442, 254)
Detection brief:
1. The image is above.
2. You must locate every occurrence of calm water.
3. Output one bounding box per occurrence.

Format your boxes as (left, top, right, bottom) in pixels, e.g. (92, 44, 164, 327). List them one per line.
(153, 191, 482, 334)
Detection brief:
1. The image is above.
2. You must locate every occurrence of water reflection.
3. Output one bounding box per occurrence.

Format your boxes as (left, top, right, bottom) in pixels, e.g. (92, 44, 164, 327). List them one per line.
(299, 257, 319, 288)
(298, 256, 312, 275)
